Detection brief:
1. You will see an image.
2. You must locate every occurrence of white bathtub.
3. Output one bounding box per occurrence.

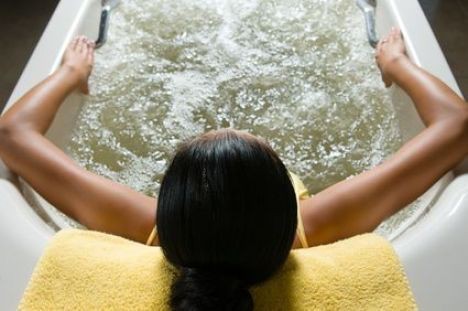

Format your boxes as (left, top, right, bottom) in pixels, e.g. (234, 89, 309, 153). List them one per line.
(1, 0, 467, 309)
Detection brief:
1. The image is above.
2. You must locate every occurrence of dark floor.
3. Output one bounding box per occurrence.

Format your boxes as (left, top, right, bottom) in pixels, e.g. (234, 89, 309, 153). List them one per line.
(0, 0, 467, 112)
(419, 0, 468, 98)
(0, 0, 60, 110)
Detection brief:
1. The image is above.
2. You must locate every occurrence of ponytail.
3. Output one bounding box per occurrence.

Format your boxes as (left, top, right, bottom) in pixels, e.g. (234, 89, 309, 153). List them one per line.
(171, 267, 253, 311)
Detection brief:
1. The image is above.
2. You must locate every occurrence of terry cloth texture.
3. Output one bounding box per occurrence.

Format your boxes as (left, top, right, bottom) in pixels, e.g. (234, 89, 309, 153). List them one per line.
(20, 229, 416, 310)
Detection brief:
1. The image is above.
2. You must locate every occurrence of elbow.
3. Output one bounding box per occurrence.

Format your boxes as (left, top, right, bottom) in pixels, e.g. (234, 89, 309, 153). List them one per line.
(433, 107, 468, 155)
(448, 107, 468, 150)
(0, 120, 12, 149)
(0, 119, 25, 150)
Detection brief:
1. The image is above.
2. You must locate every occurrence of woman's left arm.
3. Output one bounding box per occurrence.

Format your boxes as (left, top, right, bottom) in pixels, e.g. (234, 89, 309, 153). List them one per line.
(0, 37, 157, 243)
(295, 29, 468, 248)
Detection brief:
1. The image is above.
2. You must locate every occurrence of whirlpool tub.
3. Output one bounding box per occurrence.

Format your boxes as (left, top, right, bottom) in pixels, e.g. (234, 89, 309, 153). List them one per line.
(1, 0, 467, 309)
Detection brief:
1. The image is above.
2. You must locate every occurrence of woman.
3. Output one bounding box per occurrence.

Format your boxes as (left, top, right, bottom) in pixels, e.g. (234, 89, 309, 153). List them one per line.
(0, 28, 467, 310)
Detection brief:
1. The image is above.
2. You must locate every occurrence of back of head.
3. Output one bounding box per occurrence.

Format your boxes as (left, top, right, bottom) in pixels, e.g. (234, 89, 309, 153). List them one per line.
(157, 129, 297, 311)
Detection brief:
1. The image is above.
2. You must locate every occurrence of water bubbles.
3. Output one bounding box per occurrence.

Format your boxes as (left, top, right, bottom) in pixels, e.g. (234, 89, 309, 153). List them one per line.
(64, 0, 423, 238)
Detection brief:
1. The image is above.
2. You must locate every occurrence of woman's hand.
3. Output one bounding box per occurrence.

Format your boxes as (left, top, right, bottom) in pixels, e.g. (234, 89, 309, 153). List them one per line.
(375, 27, 406, 87)
(61, 36, 95, 94)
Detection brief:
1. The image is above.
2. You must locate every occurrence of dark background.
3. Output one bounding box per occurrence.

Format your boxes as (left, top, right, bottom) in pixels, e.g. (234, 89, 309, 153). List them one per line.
(0, 0, 467, 112)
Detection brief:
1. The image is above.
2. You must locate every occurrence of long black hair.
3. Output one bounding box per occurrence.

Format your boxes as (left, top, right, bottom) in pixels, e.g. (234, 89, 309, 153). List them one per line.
(157, 129, 297, 311)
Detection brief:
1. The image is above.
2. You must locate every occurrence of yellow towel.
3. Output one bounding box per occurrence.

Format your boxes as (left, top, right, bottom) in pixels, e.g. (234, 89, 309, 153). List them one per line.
(19, 229, 416, 310)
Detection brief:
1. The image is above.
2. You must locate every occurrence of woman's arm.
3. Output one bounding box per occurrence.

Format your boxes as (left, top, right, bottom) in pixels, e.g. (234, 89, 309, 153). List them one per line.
(295, 28, 468, 248)
(0, 36, 156, 243)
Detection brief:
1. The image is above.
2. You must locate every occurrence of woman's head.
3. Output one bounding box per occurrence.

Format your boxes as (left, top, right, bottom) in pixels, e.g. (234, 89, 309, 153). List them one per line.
(157, 128, 297, 311)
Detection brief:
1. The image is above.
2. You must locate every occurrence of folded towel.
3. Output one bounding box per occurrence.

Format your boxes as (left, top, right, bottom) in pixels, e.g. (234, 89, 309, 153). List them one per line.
(19, 229, 416, 310)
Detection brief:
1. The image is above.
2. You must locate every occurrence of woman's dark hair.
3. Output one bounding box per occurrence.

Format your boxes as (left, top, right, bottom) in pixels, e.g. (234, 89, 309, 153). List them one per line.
(157, 128, 297, 311)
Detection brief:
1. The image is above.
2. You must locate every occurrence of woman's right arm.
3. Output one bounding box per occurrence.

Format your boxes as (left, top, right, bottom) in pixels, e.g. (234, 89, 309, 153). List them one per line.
(295, 28, 468, 248)
(0, 37, 156, 243)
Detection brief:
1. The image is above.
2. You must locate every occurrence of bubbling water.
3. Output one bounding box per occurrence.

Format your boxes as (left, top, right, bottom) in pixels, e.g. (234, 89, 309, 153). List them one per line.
(66, 0, 415, 237)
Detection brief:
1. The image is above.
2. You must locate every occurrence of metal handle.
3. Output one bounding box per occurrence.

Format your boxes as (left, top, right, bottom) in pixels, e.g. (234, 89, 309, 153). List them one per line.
(95, 6, 111, 49)
(356, 0, 379, 48)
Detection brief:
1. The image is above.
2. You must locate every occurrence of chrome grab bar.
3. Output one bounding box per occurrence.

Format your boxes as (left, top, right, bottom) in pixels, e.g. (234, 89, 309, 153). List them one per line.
(356, 0, 379, 48)
(95, 0, 120, 49)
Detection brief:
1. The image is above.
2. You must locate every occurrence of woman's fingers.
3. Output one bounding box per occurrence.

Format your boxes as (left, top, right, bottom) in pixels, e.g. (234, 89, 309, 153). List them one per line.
(78, 36, 87, 54)
(86, 40, 95, 65)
